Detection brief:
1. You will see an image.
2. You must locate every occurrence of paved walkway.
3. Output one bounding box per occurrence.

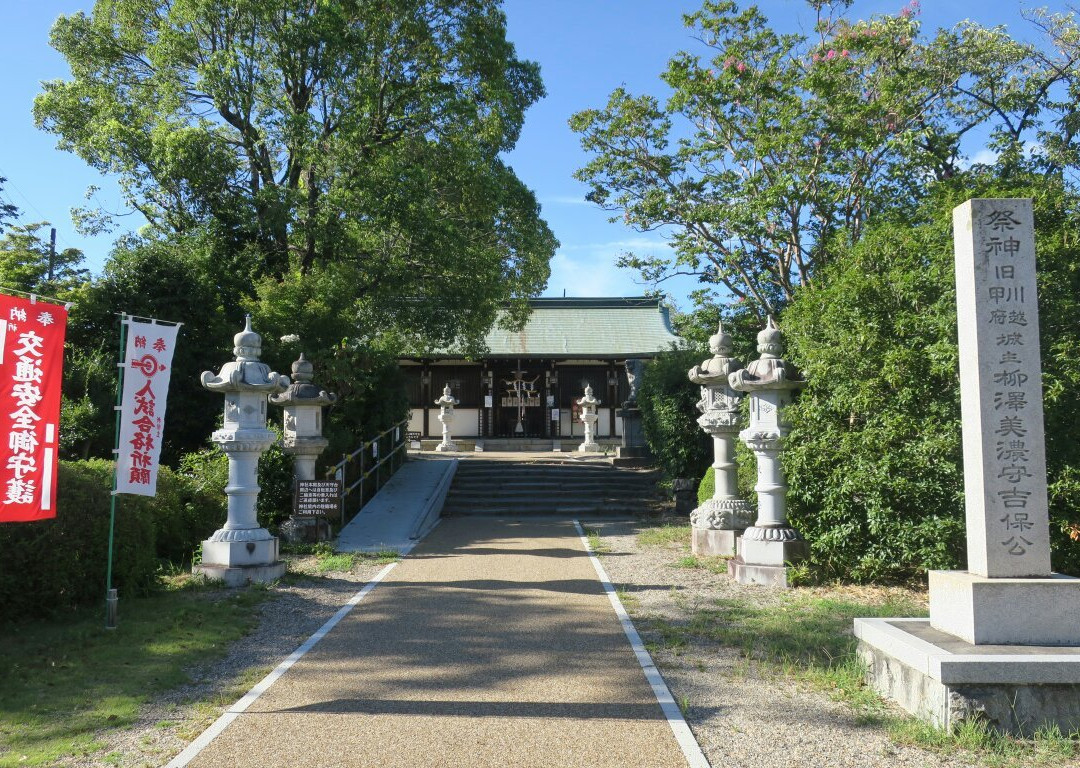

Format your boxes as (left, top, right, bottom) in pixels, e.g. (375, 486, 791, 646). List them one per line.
(177, 518, 702, 767)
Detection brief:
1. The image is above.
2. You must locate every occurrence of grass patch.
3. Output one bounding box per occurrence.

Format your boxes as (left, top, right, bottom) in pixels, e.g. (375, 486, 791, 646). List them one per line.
(313, 549, 399, 573)
(583, 527, 611, 554)
(643, 589, 1080, 765)
(0, 580, 269, 767)
(670, 554, 730, 574)
(637, 522, 691, 549)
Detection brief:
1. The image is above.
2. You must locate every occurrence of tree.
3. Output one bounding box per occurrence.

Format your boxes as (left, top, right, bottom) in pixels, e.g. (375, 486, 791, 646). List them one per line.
(35, 0, 555, 350)
(570, 1, 1079, 317)
(0, 178, 19, 231)
(0, 222, 87, 295)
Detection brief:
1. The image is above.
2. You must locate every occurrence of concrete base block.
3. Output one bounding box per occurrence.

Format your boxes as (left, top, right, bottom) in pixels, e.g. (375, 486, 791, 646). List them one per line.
(855, 617, 1080, 735)
(201, 536, 280, 568)
(728, 557, 798, 588)
(737, 536, 808, 568)
(691, 527, 741, 557)
(929, 570, 1080, 645)
(193, 561, 286, 587)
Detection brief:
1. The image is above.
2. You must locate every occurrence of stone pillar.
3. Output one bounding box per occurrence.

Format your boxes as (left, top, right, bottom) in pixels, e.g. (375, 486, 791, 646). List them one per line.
(195, 317, 290, 586)
(269, 353, 338, 543)
(615, 358, 651, 466)
(688, 322, 754, 556)
(577, 384, 601, 453)
(929, 198, 1080, 644)
(728, 317, 807, 587)
(435, 384, 460, 452)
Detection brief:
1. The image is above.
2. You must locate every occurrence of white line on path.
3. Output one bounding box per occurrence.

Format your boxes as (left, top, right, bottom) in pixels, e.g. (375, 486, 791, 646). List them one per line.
(574, 520, 713, 768)
(163, 532, 428, 768)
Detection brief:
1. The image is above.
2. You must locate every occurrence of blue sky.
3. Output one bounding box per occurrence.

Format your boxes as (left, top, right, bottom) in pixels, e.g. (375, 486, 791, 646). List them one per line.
(0, 1, 1071, 311)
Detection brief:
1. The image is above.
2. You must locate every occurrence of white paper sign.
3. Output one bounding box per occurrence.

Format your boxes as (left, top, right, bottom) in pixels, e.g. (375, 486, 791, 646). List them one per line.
(115, 319, 180, 496)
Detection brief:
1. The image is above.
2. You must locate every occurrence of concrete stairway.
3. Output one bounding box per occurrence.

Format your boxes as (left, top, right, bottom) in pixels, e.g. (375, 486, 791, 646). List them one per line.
(441, 456, 661, 517)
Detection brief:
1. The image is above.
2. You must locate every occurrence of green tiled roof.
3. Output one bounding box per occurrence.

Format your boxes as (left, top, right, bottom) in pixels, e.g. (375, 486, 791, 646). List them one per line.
(436, 297, 682, 359)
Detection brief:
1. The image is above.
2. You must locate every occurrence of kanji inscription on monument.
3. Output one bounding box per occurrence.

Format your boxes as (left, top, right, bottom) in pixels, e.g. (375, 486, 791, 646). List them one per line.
(953, 198, 1050, 578)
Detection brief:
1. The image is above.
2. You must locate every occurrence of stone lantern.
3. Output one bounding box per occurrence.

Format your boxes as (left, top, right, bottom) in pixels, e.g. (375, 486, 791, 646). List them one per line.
(195, 317, 290, 586)
(577, 384, 602, 453)
(728, 317, 808, 587)
(269, 353, 337, 542)
(434, 384, 460, 452)
(687, 321, 754, 556)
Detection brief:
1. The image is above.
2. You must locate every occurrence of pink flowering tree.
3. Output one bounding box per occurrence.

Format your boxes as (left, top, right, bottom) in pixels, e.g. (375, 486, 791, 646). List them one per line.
(571, 0, 1079, 316)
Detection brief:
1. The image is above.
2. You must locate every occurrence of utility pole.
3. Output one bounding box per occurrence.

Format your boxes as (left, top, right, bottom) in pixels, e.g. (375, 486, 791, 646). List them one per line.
(48, 227, 56, 282)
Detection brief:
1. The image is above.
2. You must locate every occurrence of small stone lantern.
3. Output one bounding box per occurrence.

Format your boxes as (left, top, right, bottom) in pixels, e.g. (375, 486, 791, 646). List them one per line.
(577, 384, 602, 453)
(196, 317, 290, 586)
(434, 384, 460, 452)
(687, 321, 754, 556)
(728, 317, 808, 587)
(269, 353, 337, 542)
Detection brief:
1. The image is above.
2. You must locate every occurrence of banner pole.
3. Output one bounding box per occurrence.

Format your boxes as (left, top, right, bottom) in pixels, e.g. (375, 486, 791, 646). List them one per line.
(105, 314, 128, 629)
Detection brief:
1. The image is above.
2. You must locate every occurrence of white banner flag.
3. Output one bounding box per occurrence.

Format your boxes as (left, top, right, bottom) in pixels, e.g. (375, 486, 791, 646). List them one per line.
(115, 319, 180, 496)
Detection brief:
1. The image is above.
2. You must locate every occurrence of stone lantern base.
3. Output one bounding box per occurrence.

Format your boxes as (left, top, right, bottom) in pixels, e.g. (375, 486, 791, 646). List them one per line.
(691, 498, 753, 557)
(194, 533, 286, 587)
(728, 527, 808, 587)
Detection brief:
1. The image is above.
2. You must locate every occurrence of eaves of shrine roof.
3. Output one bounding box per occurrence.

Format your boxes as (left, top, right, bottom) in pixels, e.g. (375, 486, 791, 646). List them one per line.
(423, 296, 684, 360)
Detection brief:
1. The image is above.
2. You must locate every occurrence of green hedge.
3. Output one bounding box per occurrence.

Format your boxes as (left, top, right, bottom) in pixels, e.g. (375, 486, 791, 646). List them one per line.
(0, 460, 225, 623)
(638, 348, 712, 480)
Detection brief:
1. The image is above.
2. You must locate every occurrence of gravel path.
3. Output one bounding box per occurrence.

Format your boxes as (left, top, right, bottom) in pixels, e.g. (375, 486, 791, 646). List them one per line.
(590, 519, 978, 768)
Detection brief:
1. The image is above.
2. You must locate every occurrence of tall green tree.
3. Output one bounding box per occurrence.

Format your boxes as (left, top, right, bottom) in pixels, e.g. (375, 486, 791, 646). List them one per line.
(570, 1, 1080, 316)
(35, 0, 555, 350)
(0, 222, 87, 295)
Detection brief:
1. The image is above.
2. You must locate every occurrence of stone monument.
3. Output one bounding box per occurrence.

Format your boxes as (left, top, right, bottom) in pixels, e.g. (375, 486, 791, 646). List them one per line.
(195, 317, 290, 586)
(577, 384, 602, 453)
(615, 359, 651, 466)
(688, 321, 754, 556)
(269, 353, 337, 542)
(434, 384, 460, 452)
(856, 198, 1080, 734)
(728, 317, 807, 586)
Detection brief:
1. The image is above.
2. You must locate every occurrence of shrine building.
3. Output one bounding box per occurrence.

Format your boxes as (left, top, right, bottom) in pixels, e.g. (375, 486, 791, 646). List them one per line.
(401, 297, 682, 444)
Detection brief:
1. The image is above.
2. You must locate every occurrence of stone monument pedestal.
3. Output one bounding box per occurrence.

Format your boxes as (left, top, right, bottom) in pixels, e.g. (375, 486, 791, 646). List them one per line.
(929, 571, 1080, 646)
(855, 617, 1080, 735)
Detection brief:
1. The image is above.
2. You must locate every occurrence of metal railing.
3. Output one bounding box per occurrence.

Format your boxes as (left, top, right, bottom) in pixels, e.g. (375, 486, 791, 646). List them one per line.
(326, 417, 409, 525)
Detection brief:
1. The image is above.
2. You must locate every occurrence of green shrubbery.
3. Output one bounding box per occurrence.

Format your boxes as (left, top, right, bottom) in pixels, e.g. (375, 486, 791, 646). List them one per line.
(638, 347, 712, 480)
(782, 175, 1080, 581)
(0, 460, 225, 623)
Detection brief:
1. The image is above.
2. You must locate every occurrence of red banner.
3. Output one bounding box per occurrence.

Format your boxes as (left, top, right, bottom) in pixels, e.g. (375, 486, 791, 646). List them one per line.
(0, 295, 67, 522)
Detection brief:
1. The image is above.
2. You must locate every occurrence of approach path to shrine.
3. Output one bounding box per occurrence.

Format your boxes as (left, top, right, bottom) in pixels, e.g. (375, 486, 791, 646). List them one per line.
(174, 517, 706, 767)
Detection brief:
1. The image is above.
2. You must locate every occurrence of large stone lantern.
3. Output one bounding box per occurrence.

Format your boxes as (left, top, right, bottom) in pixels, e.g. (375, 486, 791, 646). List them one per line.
(434, 384, 460, 452)
(687, 321, 754, 556)
(269, 353, 337, 542)
(728, 317, 808, 587)
(577, 384, 601, 453)
(196, 317, 290, 586)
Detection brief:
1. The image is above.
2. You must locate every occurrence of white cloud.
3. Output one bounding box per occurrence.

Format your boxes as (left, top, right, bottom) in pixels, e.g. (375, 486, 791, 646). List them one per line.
(543, 239, 677, 297)
(543, 195, 593, 206)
